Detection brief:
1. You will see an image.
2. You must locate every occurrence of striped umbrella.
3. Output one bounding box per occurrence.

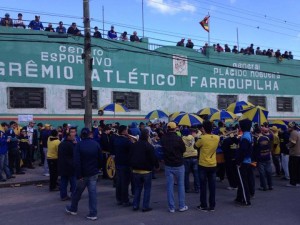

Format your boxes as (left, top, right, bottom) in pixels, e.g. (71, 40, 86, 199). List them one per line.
(269, 120, 288, 130)
(172, 113, 203, 127)
(197, 107, 219, 116)
(145, 110, 169, 120)
(227, 101, 254, 114)
(210, 110, 237, 121)
(241, 106, 268, 125)
(169, 111, 185, 120)
(99, 103, 130, 112)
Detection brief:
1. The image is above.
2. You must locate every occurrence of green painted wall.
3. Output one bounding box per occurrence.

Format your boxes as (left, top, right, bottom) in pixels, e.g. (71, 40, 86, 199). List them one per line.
(0, 27, 300, 95)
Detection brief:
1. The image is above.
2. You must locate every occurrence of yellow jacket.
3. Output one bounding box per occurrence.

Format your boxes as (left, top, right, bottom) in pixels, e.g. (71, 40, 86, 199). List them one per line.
(47, 136, 60, 159)
(182, 135, 198, 158)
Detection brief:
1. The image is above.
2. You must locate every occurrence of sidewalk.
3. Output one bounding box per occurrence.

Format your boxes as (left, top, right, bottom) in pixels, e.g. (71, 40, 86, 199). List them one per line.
(0, 163, 49, 188)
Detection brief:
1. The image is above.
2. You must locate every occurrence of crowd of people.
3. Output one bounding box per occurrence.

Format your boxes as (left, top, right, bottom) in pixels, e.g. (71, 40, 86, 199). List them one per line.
(1, 118, 300, 221)
(199, 42, 294, 59)
(1, 12, 295, 57)
(0, 13, 142, 42)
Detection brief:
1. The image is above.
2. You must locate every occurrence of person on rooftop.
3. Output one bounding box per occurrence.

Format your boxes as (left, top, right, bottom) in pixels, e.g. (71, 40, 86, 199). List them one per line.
(0, 13, 13, 27)
(56, 21, 66, 34)
(288, 51, 293, 60)
(232, 45, 238, 54)
(28, 15, 44, 30)
(224, 44, 231, 52)
(93, 26, 102, 38)
(186, 38, 194, 49)
(108, 25, 117, 40)
(176, 38, 185, 47)
(130, 31, 140, 42)
(45, 23, 55, 32)
(67, 23, 81, 36)
(14, 13, 26, 29)
(216, 43, 224, 52)
(119, 31, 128, 41)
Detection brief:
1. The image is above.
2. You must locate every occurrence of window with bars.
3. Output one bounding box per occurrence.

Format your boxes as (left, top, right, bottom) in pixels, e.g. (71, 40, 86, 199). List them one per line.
(8, 87, 45, 108)
(67, 89, 98, 109)
(112, 91, 140, 110)
(248, 96, 266, 108)
(277, 97, 293, 112)
(217, 95, 238, 110)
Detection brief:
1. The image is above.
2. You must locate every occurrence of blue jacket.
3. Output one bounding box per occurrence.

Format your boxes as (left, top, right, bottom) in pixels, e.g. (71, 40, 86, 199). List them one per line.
(0, 131, 8, 155)
(28, 20, 44, 30)
(129, 122, 141, 136)
(236, 132, 253, 164)
(74, 138, 101, 179)
(112, 135, 132, 167)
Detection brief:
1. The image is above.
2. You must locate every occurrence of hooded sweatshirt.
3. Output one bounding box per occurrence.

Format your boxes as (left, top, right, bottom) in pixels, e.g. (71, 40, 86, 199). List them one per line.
(182, 135, 197, 158)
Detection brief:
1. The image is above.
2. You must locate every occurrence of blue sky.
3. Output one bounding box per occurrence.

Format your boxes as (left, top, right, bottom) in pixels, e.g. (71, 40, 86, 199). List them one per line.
(1, 0, 300, 58)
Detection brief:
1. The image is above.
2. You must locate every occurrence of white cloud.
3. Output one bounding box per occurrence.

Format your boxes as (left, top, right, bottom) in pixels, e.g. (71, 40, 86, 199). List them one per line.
(146, 0, 196, 15)
(230, 0, 237, 4)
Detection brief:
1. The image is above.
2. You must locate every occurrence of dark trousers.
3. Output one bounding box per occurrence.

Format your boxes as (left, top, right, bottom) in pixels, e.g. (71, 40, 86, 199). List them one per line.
(236, 164, 252, 205)
(116, 166, 131, 204)
(39, 144, 45, 165)
(216, 163, 226, 181)
(8, 148, 21, 174)
(198, 166, 216, 209)
(47, 159, 58, 190)
(289, 156, 300, 185)
(133, 172, 152, 209)
(272, 154, 281, 176)
(225, 160, 239, 188)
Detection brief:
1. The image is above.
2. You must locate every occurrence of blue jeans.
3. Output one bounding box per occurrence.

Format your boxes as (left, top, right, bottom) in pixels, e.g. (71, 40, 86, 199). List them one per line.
(133, 172, 152, 209)
(184, 157, 200, 192)
(69, 174, 98, 217)
(258, 161, 273, 189)
(60, 175, 77, 199)
(198, 166, 216, 208)
(0, 153, 11, 180)
(165, 165, 185, 210)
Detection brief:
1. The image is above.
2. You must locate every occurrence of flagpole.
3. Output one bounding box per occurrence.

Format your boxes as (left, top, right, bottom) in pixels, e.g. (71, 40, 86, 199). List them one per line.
(236, 27, 239, 51)
(208, 12, 210, 47)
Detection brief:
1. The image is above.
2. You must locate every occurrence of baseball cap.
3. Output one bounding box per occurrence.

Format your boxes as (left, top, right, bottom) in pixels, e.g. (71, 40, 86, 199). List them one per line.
(81, 128, 90, 135)
(44, 124, 51, 127)
(167, 122, 177, 129)
(18, 13, 22, 16)
(5, 13, 9, 17)
(29, 120, 36, 124)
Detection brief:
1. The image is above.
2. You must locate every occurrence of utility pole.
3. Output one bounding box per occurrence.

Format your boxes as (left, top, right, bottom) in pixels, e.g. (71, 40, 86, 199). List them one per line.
(83, 0, 93, 128)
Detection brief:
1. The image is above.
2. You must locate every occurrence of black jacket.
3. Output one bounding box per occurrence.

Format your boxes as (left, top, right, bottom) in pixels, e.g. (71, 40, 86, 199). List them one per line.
(161, 132, 185, 167)
(58, 140, 75, 176)
(112, 135, 132, 167)
(129, 140, 158, 171)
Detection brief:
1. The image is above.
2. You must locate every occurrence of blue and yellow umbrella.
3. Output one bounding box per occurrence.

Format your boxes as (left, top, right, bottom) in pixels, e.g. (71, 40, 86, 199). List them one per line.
(197, 107, 219, 116)
(241, 106, 268, 125)
(99, 103, 130, 112)
(269, 120, 288, 130)
(227, 101, 254, 114)
(145, 110, 169, 120)
(172, 113, 203, 126)
(210, 110, 237, 121)
(169, 111, 185, 120)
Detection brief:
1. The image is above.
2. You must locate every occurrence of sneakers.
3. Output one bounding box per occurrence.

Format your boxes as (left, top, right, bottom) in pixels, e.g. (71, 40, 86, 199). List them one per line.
(86, 215, 98, 221)
(169, 208, 175, 213)
(142, 208, 152, 212)
(43, 173, 50, 177)
(61, 196, 71, 201)
(226, 186, 237, 190)
(179, 206, 188, 212)
(65, 206, 77, 215)
(197, 206, 209, 212)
